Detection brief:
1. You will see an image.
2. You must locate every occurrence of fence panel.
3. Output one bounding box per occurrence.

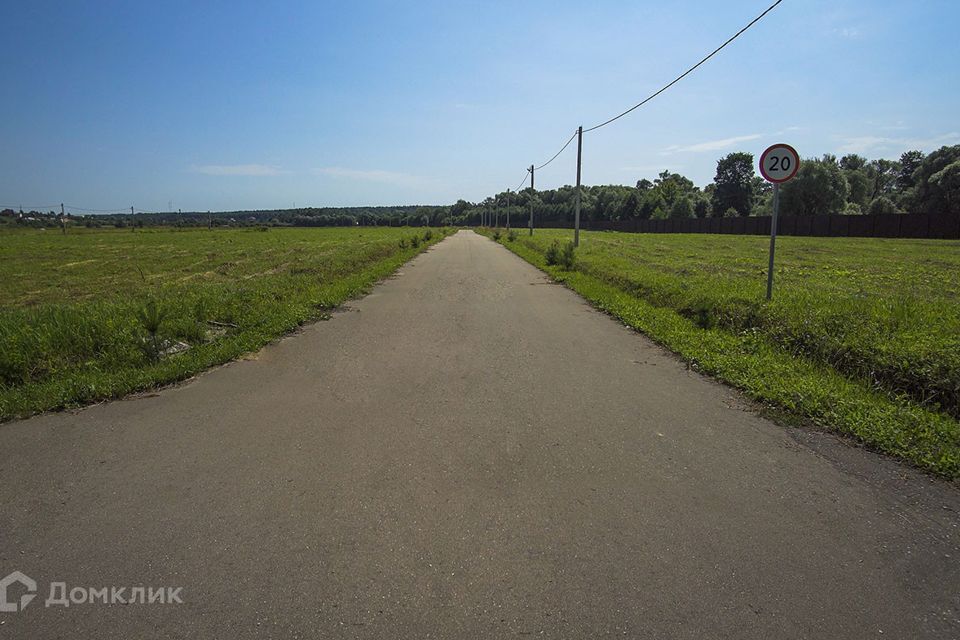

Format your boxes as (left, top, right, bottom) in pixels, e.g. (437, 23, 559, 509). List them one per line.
(541, 212, 957, 239)
(875, 214, 902, 238)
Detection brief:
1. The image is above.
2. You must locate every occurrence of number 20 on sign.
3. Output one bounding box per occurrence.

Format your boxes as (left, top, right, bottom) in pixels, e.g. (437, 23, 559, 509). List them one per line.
(759, 143, 800, 300)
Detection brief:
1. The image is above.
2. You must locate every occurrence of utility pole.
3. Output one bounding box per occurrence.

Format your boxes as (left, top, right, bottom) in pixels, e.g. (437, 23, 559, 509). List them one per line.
(506, 190, 511, 229)
(574, 126, 583, 247)
(528, 164, 535, 236)
(60, 203, 66, 234)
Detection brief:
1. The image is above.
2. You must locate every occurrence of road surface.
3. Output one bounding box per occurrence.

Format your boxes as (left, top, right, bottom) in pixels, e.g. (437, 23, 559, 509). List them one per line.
(1, 230, 957, 638)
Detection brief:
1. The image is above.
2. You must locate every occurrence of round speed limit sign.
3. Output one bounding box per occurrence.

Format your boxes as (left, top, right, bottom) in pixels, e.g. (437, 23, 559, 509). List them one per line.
(759, 143, 800, 183)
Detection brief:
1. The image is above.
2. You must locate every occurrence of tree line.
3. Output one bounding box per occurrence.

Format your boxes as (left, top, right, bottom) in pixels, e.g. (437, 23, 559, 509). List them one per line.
(449, 144, 960, 226)
(4, 144, 956, 229)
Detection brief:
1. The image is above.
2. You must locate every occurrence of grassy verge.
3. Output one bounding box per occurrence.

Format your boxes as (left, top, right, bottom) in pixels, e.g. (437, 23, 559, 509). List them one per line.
(0, 226, 452, 421)
(483, 228, 960, 478)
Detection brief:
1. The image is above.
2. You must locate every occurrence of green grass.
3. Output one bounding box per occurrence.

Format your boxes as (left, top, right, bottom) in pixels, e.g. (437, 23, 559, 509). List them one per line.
(0, 226, 451, 420)
(488, 228, 960, 478)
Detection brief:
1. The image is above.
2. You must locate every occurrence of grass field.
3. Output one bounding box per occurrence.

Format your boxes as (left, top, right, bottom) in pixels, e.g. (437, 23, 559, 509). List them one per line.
(0, 226, 450, 420)
(489, 228, 960, 478)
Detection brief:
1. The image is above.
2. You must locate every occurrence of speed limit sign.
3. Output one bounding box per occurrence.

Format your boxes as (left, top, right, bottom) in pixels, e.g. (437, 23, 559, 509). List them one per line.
(759, 144, 800, 183)
(759, 143, 799, 301)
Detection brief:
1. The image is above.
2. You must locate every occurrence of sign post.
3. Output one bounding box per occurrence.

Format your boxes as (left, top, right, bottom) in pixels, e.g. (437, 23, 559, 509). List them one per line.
(759, 143, 800, 300)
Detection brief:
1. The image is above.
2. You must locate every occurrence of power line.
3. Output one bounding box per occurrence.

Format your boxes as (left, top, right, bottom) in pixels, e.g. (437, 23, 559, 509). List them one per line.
(64, 204, 132, 213)
(1, 204, 59, 211)
(2, 203, 135, 214)
(534, 129, 579, 171)
(514, 171, 530, 192)
(583, 0, 785, 133)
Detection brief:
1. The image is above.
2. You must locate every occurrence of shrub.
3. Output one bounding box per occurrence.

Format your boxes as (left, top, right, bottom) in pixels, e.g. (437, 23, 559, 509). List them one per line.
(492, 229, 502, 241)
(423, 229, 433, 242)
(410, 235, 421, 248)
(398, 238, 408, 249)
(545, 241, 560, 265)
(137, 300, 167, 361)
(507, 229, 518, 242)
(545, 240, 576, 270)
(558, 241, 576, 270)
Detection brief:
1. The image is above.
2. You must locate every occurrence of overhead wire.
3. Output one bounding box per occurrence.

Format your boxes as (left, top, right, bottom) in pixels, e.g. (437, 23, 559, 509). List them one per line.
(1, 204, 60, 211)
(514, 171, 530, 192)
(64, 204, 132, 213)
(583, 0, 784, 132)
(500, 0, 785, 197)
(2, 204, 135, 214)
(534, 129, 579, 171)
(503, 128, 577, 195)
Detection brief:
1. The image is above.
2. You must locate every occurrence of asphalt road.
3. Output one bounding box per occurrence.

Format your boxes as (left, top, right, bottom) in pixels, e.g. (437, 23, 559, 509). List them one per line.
(1, 230, 957, 639)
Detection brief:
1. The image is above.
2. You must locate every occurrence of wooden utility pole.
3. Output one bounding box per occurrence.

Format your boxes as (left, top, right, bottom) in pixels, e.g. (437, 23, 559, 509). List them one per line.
(60, 203, 66, 234)
(528, 165, 535, 236)
(506, 191, 511, 229)
(574, 126, 583, 247)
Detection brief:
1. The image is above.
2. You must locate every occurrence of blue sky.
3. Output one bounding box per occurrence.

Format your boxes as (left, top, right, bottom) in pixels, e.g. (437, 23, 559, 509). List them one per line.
(2, 0, 958, 212)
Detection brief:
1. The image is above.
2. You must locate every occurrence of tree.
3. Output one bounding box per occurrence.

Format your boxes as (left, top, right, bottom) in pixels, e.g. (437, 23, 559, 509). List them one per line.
(844, 168, 871, 208)
(450, 199, 472, 218)
(619, 191, 640, 219)
(896, 150, 925, 192)
(839, 154, 868, 172)
(867, 196, 899, 216)
(669, 196, 694, 219)
(779, 155, 849, 216)
(750, 177, 773, 216)
(712, 152, 755, 217)
(932, 161, 960, 212)
(653, 171, 695, 209)
(693, 197, 711, 218)
(638, 191, 664, 220)
(913, 146, 960, 215)
(868, 158, 899, 200)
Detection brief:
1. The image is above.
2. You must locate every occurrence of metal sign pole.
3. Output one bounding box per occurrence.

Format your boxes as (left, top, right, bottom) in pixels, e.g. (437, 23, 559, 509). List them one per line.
(766, 182, 780, 300)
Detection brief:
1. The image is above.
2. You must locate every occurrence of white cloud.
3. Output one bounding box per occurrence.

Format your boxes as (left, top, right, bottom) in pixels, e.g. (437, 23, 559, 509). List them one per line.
(835, 136, 890, 154)
(836, 132, 960, 155)
(834, 26, 861, 39)
(191, 164, 283, 176)
(312, 167, 430, 188)
(661, 134, 762, 154)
